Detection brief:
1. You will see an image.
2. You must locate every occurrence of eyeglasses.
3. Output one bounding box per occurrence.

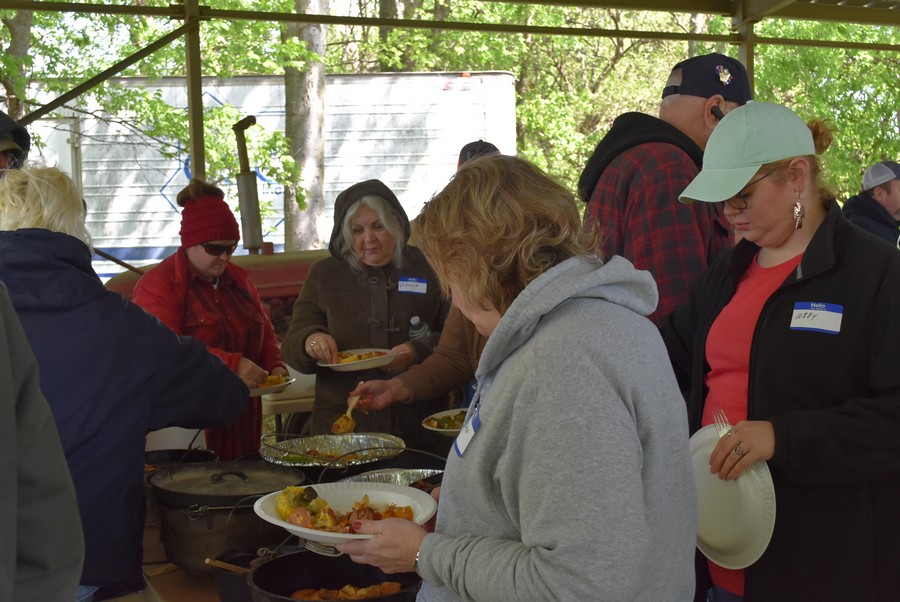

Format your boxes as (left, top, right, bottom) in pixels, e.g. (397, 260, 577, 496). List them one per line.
(201, 242, 238, 256)
(726, 169, 780, 210)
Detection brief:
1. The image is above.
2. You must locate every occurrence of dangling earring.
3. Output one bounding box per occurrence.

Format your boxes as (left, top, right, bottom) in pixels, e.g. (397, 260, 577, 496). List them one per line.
(793, 193, 805, 230)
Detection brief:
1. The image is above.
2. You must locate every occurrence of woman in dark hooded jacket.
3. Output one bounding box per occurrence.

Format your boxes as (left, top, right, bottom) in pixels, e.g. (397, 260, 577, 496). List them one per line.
(281, 179, 449, 447)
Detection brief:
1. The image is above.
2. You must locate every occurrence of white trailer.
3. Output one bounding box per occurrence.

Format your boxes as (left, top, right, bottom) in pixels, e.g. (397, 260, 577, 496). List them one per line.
(29, 71, 517, 279)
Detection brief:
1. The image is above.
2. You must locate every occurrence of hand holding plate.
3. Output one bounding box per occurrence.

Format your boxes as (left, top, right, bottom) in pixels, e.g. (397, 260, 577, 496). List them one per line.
(334, 517, 428, 575)
(383, 343, 416, 374)
(709, 420, 776, 480)
(237, 357, 267, 389)
(306, 332, 338, 365)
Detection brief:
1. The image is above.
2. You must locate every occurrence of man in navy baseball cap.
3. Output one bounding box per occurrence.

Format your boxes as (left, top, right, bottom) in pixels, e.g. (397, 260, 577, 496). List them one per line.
(577, 52, 752, 324)
(661, 52, 752, 106)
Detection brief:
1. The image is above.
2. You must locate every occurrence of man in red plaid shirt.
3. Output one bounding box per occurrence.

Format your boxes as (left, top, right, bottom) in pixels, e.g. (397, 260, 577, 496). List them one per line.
(578, 53, 751, 324)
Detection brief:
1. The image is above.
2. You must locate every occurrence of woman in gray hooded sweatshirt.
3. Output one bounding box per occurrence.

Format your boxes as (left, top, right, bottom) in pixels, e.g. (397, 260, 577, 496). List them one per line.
(335, 156, 697, 601)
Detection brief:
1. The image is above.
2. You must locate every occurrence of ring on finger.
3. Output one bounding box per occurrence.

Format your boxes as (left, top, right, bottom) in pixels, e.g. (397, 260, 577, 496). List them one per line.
(310, 340, 319, 349)
(733, 445, 745, 456)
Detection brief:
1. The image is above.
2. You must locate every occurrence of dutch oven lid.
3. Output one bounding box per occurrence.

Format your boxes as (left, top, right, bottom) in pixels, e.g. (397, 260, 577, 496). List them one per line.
(149, 461, 305, 507)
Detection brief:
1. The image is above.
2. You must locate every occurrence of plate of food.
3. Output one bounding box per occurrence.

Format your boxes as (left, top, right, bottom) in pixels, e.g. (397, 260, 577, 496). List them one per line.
(318, 348, 396, 372)
(422, 409, 468, 436)
(259, 433, 406, 467)
(254, 481, 438, 545)
(249, 375, 296, 396)
(690, 424, 776, 569)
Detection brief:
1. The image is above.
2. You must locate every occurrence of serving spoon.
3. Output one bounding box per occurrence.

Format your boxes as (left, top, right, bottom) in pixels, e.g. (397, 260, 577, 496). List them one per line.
(205, 557, 250, 574)
(331, 382, 363, 434)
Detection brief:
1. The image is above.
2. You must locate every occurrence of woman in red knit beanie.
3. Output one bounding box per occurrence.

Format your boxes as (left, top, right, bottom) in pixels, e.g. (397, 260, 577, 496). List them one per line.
(132, 179, 288, 460)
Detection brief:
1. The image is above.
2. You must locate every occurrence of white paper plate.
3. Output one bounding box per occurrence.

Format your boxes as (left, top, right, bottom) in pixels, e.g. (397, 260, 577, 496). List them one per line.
(249, 377, 296, 396)
(690, 424, 776, 569)
(421, 409, 468, 437)
(318, 348, 395, 372)
(254, 481, 437, 545)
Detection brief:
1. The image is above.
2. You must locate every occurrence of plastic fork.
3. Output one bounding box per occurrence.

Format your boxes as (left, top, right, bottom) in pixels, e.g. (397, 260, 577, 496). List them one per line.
(713, 408, 735, 438)
(302, 538, 343, 557)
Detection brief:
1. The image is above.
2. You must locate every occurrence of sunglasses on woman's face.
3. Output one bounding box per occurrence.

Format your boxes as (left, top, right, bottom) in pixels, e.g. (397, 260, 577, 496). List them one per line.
(201, 242, 238, 256)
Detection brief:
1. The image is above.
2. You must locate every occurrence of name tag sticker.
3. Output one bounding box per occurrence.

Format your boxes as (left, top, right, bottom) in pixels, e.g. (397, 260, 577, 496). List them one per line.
(790, 302, 843, 334)
(398, 277, 427, 294)
(454, 405, 480, 457)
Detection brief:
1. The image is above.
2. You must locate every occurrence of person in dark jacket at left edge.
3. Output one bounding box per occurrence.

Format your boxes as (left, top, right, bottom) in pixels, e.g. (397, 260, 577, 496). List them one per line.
(0, 165, 249, 600)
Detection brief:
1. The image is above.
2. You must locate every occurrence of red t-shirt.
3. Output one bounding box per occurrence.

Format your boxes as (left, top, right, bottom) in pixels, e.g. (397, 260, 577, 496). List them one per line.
(702, 252, 803, 595)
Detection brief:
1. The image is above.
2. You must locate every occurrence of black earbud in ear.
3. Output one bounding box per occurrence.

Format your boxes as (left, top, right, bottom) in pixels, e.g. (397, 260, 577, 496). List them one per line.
(711, 106, 725, 121)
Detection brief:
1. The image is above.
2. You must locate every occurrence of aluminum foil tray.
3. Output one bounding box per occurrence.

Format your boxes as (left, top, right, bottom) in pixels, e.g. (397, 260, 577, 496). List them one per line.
(259, 433, 406, 467)
(340, 468, 443, 487)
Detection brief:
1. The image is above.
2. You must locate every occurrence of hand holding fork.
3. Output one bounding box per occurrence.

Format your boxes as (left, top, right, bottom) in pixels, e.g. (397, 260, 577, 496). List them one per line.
(709, 408, 767, 487)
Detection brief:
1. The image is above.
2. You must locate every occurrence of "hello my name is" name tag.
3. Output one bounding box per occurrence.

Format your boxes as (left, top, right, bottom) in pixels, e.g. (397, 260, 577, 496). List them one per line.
(790, 301, 843, 334)
(398, 277, 427, 294)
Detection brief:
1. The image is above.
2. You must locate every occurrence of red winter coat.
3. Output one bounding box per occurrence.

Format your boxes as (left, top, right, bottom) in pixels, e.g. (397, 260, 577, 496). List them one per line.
(133, 248, 285, 459)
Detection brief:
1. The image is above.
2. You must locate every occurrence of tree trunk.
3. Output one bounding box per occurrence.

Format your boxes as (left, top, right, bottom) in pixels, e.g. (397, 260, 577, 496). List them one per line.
(687, 13, 705, 57)
(283, 0, 329, 251)
(378, 0, 398, 72)
(1, 10, 34, 119)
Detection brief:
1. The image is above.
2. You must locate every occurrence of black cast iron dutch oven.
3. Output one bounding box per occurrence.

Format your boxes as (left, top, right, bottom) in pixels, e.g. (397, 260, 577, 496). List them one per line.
(143, 448, 218, 525)
(148, 461, 306, 573)
(248, 550, 421, 602)
(149, 461, 304, 507)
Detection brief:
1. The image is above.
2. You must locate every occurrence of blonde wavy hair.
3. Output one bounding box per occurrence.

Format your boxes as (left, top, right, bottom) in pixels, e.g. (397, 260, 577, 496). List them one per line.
(415, 155, 600, 314)
(0, 165, 91, 245)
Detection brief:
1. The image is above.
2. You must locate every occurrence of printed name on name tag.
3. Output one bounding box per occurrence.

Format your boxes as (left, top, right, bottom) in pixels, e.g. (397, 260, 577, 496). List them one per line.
(790, 301, 843, 334)
(398, 277, 427, 294)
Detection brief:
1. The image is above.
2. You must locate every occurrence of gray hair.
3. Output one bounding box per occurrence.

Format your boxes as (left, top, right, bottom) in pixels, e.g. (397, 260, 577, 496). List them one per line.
(339, 194, 405, 272)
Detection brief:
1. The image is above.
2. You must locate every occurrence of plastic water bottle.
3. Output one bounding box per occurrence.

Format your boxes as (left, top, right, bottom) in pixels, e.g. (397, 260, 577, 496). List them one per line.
(409, 316, 432, 341)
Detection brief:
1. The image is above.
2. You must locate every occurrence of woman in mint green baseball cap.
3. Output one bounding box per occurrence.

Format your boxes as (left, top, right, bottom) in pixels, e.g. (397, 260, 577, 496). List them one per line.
(663, 101, 900, 601)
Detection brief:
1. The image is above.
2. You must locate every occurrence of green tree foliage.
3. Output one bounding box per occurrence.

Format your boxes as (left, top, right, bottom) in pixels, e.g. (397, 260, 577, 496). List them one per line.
(325, 3, 899, 200)
(7, 3, 308, 199)
(5, 2, 899, 224)
(749, 20, 900, 198)
(325, 3, 726, 190)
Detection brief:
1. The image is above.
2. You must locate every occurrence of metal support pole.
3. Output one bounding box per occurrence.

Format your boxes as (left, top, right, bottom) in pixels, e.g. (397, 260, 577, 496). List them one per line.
(184, 0, 205, 181)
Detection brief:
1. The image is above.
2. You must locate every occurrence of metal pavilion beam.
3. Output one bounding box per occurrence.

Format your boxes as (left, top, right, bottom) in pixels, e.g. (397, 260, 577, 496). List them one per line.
(19, 23, 195, 126)
(483, 0, 900, 27)
(1, 0, 898, 178)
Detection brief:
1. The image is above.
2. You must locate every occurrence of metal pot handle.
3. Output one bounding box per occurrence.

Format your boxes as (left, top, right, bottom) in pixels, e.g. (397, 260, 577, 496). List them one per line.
(211, 470, 250, 484)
